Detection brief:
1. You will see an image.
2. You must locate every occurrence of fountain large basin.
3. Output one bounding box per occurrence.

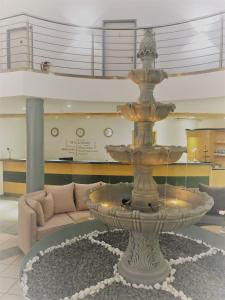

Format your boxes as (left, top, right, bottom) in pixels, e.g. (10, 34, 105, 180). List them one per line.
(88, 183, 213, 233)
(87, 183, 213, 285)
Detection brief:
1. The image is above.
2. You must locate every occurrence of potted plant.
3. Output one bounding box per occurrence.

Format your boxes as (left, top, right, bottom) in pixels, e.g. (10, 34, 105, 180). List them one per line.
(40, 61, 51, 72)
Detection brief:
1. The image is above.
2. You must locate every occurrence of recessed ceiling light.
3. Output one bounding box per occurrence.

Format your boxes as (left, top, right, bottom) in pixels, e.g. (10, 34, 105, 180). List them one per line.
(66, 104, 72, 108)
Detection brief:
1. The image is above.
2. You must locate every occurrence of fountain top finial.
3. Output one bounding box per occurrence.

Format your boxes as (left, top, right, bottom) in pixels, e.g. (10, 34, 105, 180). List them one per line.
(137, 29, 158, 69)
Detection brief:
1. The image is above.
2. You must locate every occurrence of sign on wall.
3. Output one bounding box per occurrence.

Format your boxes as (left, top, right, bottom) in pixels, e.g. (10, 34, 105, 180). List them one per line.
(61, 137, 98, 159)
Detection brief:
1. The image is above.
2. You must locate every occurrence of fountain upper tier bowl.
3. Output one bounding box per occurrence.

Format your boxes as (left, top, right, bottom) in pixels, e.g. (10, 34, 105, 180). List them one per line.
(118, 102, 175, 122)
(128, 69, 168, 85)
(106, 145, 186, 165)
(88, 183, 213, 233)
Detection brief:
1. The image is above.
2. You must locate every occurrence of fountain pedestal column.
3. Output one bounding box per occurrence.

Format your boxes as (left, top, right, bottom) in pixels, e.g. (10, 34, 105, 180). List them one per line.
(132, 165, 159, 211)
(118, 231, 170, 285)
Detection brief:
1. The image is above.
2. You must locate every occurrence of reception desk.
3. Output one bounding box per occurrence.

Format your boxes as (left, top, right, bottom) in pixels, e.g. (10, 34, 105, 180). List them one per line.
(1, 159, 217, 195)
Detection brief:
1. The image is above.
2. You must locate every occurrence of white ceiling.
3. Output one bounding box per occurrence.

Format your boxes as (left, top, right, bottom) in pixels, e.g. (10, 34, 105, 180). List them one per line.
(0, 0, 224, 27)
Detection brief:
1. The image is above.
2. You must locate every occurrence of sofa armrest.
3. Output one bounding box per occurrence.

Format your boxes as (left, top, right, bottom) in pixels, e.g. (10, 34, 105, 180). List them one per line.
(18, 197, 37, 254)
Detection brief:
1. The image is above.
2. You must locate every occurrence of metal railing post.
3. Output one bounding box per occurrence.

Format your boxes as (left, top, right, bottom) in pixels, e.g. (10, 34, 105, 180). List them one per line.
(91, 30, 95, 76)
(219, 15, 224, 68)
(134, 28, 137, 69)
(26, 18, 31, 69)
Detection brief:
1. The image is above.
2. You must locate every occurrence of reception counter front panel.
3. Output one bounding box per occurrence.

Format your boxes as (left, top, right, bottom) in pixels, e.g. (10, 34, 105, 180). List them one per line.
(2, 160, 211, 195)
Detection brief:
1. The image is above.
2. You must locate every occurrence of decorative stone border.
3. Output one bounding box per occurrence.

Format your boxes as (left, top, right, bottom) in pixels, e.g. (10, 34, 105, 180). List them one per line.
(20, 229, 225, 300)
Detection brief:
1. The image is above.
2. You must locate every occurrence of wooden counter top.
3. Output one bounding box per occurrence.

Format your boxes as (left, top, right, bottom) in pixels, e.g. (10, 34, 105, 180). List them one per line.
(1, 159, 213, 195)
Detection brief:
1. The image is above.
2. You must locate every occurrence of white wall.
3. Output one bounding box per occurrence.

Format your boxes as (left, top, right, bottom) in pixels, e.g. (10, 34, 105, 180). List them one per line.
(0, 161, 3, 194)
(0, 0, 224, 27)
(0, 117, 26, 159)
(0, 98, 121, 114)
(155, 118, 199, 146)
(174, 97, 225, 114)
(0, 113, 225, 160)
(45, 115, 133, 160)
(0, 115, 133, 160)
(197, 118, 225, 128)
(0, 113, 199, 160)
(1, 96, 225, 115)
(1, 70, 225, 103)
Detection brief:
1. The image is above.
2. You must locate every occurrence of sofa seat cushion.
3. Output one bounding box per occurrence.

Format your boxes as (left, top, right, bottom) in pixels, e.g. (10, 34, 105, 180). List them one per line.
(75, 182, 105, 211)
(199, 183, 225, 215)
(67, 211, 91, 224)
(45, 183, 76, 214)
(37, 213, 73, 240)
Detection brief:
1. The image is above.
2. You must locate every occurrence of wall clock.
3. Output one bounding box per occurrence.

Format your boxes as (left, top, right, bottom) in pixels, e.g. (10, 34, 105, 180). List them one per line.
(104, 128, 113, 137)
(51, 127, 59, 137)
(76, 127, 85, 138)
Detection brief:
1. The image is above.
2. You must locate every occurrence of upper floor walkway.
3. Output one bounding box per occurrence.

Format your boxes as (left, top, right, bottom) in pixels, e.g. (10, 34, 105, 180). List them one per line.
(0, 12, 225, 103)
(0, 11, 224, 77)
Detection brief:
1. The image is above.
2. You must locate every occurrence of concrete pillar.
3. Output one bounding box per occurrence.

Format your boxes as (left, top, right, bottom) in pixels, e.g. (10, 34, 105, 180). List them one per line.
(26, 98, 44, 192)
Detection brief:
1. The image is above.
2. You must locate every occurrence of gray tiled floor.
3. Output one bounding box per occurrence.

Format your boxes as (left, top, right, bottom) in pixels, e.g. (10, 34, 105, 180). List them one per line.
(0, 197, 24, 300)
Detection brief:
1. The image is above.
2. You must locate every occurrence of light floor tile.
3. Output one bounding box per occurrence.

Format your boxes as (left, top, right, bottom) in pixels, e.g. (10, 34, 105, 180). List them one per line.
(0, 265, 8, 274)
(0, 238, 18, 250)
(0, 277, 17, 293)
(11, 255, 24, 266)
(0, 235, 14, 243)
(8, 281, 23, 296)
(0, 255, 19, 266)
(1, 294, 24, 300)
(2, 264, 20, 279)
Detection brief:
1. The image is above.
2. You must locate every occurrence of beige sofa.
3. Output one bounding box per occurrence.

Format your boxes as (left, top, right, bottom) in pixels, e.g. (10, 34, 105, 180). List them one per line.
(18, 182, 103, 253)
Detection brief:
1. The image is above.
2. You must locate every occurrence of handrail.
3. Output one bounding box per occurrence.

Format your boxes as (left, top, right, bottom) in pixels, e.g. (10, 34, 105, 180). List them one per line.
(0, 11, 224, 30)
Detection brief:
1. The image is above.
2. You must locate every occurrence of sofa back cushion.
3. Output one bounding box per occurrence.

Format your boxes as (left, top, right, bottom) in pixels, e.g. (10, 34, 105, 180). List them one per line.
(45, 183, 76, 214)
(42, 193, 54, 221)
(24, 190, 46, 201)
(199, 183, 225, 215)
(26, 198, 45, 226)
(75, 182, 105, 211)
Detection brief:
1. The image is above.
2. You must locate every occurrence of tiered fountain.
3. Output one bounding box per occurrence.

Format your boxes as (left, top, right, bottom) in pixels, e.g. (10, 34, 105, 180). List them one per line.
(87, 29, 213, 285)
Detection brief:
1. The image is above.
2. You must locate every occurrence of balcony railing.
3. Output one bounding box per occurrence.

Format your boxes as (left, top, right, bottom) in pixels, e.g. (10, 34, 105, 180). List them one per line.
(0, 12, 224, 77)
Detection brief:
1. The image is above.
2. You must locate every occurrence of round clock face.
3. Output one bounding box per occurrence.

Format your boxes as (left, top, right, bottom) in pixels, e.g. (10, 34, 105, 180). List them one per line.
(76, 127, 85, 138)
(104, 128, 113, 137)
(51, 127, 59, 137)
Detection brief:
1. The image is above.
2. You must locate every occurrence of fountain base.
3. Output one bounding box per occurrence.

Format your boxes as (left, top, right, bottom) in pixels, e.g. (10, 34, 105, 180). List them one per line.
(118, 231, 170, 285)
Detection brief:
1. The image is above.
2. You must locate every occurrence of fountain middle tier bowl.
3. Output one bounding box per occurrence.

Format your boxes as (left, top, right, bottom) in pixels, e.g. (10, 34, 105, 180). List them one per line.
(118, 102, 175, 122)
(106, 145, 186, 165)
(87, 183, 213, 233)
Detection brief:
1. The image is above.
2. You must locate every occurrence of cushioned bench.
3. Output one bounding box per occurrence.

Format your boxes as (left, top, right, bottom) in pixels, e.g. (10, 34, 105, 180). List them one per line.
(197, 183, 225, 226)
(18, 182, 104, 253)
